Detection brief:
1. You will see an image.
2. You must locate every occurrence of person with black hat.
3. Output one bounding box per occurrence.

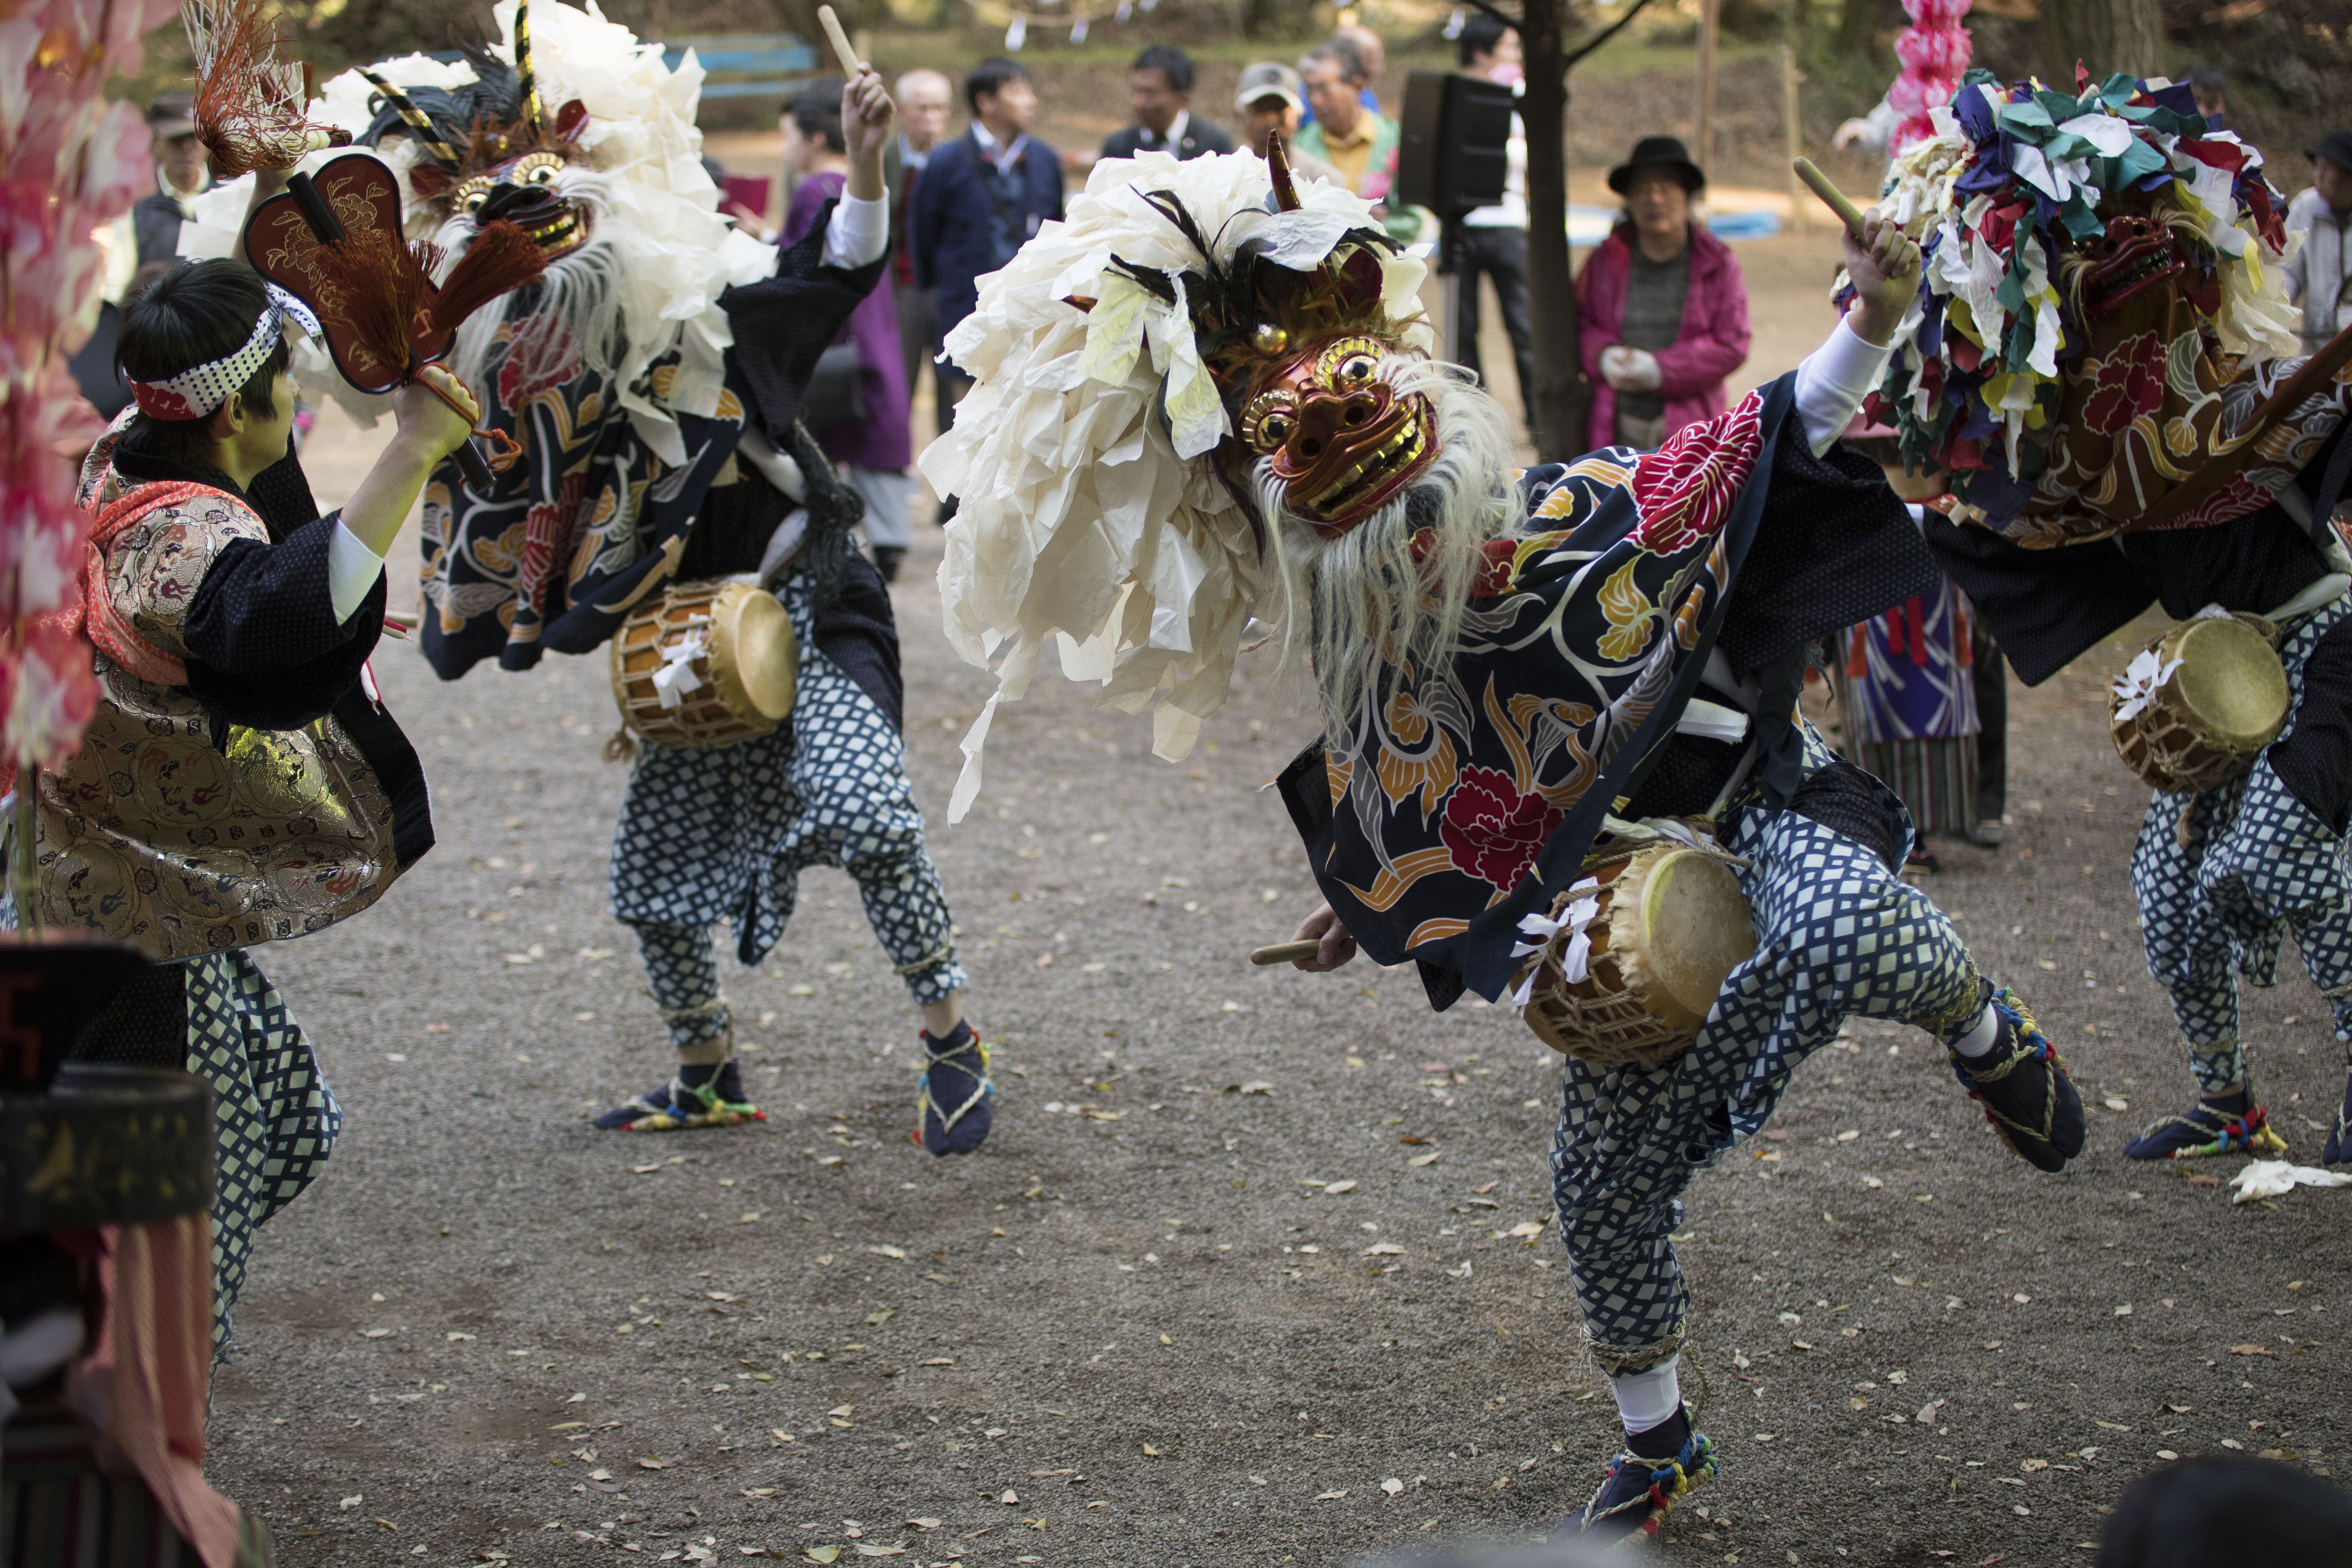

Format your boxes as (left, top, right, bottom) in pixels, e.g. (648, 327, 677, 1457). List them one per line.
(2284, 127, 2352, 353)
(1575, 134, 1750, 450)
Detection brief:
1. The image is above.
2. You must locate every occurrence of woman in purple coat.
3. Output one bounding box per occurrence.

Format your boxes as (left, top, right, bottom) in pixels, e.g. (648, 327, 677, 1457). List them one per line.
(783, 80, 914, 580)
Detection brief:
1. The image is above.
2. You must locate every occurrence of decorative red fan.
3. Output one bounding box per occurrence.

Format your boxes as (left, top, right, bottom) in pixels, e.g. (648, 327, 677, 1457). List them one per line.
(185, 0, 351, 179)
(243, 152, 546, 490)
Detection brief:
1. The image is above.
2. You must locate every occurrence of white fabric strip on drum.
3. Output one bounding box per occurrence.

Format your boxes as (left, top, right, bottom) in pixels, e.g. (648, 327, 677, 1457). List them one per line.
(652, 623, 713, 708)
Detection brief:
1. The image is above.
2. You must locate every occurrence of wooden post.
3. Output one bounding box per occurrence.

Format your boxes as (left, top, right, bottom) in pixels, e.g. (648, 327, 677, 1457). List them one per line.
(1694, 0, 1719, 183)
(1782, 43, 1806, 233)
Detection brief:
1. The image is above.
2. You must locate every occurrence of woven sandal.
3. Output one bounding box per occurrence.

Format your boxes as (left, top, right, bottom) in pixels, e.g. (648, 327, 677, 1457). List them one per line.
(915, 1025, 994, 1156)
(1568, 1422, 1716, 1546)
(1948, 987, 2085, 1173)
(592, 1060, 766, 1132)
(2324, 1077, 2352, 1166)
(2124, 1100, 2287, 1161)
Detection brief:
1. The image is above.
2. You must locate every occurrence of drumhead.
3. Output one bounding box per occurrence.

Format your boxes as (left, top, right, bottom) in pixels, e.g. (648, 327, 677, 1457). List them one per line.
(727, 587, 799, 720)
(2167, 617, 2289, 752)
(1634, 848, 1756, 1032)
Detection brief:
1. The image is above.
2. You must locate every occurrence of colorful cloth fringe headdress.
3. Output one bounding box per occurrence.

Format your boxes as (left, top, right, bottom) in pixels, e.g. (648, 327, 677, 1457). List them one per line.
(1860, 68, 2348, 547)
(921, 145, 1432, 817)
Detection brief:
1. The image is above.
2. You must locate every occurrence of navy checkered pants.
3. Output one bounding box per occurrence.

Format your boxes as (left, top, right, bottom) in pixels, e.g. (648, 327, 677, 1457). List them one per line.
(1551, 732, 1985, 1374)
(611, 574, 966, 1051)
(2131, 600, 2352, 1096)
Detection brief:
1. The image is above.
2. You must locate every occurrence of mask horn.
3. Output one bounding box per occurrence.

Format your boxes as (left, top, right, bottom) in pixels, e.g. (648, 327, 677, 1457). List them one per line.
(514, 0, 544, 136)
(1265, 131, 1301, 212)
(360, 68, 460, 168)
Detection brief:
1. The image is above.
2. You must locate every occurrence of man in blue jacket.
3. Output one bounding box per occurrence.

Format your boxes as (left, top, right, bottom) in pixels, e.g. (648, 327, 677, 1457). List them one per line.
(910, 56, 1064, 459)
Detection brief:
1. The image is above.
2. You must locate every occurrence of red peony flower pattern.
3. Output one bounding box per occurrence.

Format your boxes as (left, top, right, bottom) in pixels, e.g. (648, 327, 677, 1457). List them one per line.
(2080, 329, 2164, 436)
(1439, 765, 1563, 890)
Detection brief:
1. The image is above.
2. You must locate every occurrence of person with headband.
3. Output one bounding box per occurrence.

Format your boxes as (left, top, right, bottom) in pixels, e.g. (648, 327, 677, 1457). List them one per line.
(46, 256, 476, 1351)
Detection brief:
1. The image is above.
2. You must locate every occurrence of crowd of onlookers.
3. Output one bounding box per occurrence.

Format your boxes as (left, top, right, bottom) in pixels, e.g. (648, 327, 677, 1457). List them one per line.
(79, 36, 2352, 580)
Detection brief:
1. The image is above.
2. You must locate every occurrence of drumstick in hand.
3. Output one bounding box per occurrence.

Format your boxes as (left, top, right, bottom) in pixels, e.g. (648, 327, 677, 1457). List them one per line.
(1793, 157, 1869, 243)
(1250, 940, 1323, 966)
(816, 5, 861, 73)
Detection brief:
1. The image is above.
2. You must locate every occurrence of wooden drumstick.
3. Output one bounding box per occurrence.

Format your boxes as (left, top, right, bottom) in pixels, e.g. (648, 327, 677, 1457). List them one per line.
(816, 5, 862, 74)
(1250, 939, 1324, 966)
(1793, 157, 1869, 242)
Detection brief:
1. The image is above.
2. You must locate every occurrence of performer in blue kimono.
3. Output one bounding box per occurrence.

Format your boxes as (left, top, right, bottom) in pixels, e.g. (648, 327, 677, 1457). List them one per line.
(923, 140, 2078, 1544)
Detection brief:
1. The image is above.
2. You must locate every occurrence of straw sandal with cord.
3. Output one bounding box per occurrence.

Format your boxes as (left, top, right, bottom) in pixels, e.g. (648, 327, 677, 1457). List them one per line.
(2125, 1096, 2288, 1160)
(914, 1021, 993, 1156)
(1561, 1406, 1718, 1546)
(1948, 987, 2086, 1172)
(2322, 1077, 2352, 1165)
(593, 1057, 767, 1131)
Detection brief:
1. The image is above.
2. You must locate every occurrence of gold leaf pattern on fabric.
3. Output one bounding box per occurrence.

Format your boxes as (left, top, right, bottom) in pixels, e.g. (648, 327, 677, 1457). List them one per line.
(1326, 748, 1354, 808)
(1595, 556, 1656, 663)
(1375, 689, 1458, 817)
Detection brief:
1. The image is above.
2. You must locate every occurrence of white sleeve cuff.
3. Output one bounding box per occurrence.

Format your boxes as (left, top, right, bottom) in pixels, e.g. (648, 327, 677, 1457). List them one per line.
(327, 517, 386, 624)
(822, 192, 889, 270)
(1794, 313, 1897, 457)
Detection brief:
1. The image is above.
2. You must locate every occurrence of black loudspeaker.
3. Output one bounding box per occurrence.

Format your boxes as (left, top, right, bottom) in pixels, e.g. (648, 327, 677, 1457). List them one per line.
(1394, 69, 1516, 215)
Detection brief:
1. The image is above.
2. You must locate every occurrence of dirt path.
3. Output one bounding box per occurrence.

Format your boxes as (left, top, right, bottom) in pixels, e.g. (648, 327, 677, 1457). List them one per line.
(205, 253, 2351, 1568)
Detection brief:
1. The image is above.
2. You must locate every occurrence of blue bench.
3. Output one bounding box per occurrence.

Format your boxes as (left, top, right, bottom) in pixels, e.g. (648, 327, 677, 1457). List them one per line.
(419, 33, 820, 102)
(661, 33, 821, 100)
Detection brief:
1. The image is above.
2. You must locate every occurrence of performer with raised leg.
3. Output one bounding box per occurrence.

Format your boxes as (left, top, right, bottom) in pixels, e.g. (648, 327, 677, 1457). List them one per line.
(922, 139, 2077, 1541)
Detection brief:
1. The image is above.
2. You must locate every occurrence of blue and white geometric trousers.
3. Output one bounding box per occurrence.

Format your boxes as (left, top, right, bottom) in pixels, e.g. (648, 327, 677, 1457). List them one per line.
(610, 577, 967, 1058)
(1550, 737, 1985, 1375)
(2129, 598, 2352, 1097)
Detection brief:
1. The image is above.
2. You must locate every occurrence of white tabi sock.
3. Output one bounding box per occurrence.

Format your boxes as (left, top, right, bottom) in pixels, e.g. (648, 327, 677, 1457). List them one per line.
(1950, 1003, 2001, 1059)
(1608, 1357, 1683, 1434)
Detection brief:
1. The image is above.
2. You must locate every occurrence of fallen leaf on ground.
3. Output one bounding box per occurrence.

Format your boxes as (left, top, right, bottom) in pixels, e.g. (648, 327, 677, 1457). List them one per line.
(806, 1549, 841, 1564)
(1237, 1082, 1274, 1095)
(1364, 1242, 1405, 1255)
(635, 1456, 678, 1470)
(852, 1547, 905, 1557)
(1381, 1478, 1405, 1495)
(1323, 1180, 1358, 1195)
(998, 1490, 1019, 1505)
(1316, 1490, 1348, 1500)
(906, 1520, 941, 1531)
(340, 1497, 362, 1509)
(2230, 1344, 2278, 1357)
(868, 1245, 908, 1260)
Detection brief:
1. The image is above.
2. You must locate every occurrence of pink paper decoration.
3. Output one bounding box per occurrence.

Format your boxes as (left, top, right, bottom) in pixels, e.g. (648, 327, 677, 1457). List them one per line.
(1888, 0, 1972, 158)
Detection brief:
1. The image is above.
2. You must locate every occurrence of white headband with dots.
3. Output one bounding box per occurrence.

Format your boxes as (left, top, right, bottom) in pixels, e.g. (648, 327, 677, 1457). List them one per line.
(125, 282, 321, 422)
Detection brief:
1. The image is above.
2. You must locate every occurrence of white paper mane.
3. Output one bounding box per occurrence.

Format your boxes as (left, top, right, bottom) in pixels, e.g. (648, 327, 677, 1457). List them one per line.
(920, 147, 1431, 820)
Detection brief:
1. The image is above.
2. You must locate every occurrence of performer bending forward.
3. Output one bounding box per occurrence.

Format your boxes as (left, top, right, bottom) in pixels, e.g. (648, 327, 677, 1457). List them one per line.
(45, 260, 464, 1345)
(922, 144, 2080, 1542)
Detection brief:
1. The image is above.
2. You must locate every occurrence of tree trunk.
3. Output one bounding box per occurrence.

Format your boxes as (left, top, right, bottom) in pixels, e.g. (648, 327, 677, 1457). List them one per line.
(1835, 0, 1880, 58)
(2040, 0, 2165, 85)
(1519, 0, 1588, 463)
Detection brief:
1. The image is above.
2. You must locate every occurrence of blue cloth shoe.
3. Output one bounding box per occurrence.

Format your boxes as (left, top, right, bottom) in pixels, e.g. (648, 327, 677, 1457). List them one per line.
(593, 1060, 766, 1131)
(1949, 987, 2085, 1172)
(1563, 1418, 1715, 1546)
(2126, 1099, 2287, 1161)
(916, 1024, 993, 1156)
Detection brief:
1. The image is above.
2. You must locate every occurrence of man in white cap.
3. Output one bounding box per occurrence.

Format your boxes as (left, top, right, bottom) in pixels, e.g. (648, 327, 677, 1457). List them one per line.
(1231, 61, 1339, 184)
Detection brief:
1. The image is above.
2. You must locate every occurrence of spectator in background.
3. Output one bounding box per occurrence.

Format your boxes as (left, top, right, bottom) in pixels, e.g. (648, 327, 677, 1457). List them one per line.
(1576, 135, 1750, 449)
(783, 79, 912, 582)
(1233, 62, 1341, 183)
(1451, 14, 1533, 427)
(887, 67, 952, 445)
(129, 93, 210, 270)
(2284, 128, 2352, 353)
(1294, 40, 1422, 243)
(1297, 22, 1386, 123)
(911, 57, 1063, 520)
(2186, 65, 2229, 129)
(1103, 45, 1232, 161)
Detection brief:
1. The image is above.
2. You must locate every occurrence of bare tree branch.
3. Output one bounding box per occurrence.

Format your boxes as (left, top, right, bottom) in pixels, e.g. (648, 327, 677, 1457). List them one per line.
(1459, 0, 1526, 32)
(1561, 0, 1659, 75)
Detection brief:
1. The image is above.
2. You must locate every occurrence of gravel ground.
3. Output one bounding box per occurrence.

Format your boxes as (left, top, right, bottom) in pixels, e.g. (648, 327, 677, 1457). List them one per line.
(203, 247, 2352, 1567)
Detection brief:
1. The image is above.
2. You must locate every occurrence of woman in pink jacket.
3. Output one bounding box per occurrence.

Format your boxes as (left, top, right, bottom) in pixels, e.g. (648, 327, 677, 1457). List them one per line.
(1576, 135, 1752, 450)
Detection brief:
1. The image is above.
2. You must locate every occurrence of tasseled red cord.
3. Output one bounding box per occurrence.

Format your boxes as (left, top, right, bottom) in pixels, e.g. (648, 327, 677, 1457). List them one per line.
(185, 0, 350, 178)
